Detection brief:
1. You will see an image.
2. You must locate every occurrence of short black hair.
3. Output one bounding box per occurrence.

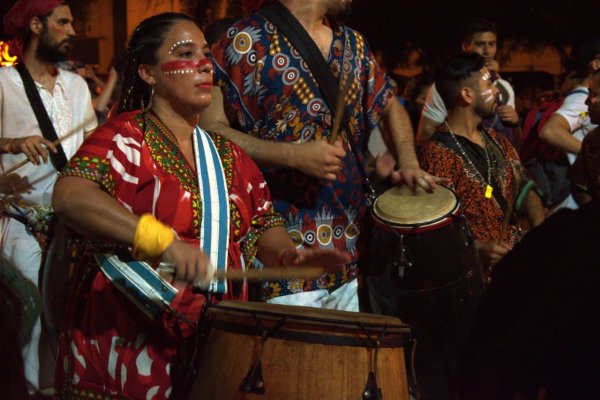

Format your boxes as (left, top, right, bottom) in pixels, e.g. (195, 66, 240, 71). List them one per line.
(460, 18, 497, 45)
(434, 52, 486, 110)
(570, 36, 600, 79)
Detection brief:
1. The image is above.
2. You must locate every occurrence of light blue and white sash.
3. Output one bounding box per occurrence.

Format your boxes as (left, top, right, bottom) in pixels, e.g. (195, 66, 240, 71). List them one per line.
(193, 127, 230, 294)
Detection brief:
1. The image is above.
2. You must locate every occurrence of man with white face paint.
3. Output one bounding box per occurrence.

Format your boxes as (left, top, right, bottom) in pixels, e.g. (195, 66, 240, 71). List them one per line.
(416, 18, 520, 146)
(419, 52, 544, 275)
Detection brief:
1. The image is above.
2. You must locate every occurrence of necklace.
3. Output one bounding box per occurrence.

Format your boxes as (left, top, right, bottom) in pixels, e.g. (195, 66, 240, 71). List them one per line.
(444, 120, 494, 199)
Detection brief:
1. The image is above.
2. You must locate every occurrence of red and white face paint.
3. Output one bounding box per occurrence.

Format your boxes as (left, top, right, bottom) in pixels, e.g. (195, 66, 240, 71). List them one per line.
(160, 58, 213, 76)
(168, 39, 193, 55)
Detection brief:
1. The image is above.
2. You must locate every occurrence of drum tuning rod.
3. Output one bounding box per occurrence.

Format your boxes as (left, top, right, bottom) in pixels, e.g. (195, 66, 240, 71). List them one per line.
(158, 264, 325, 281)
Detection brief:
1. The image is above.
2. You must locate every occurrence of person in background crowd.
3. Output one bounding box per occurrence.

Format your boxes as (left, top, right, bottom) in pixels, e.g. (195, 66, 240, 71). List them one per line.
(569, 56, 600, 206)
(0, 0, 97, 394)
(539, 37, 600, 210)
(417, 18, 520, 146)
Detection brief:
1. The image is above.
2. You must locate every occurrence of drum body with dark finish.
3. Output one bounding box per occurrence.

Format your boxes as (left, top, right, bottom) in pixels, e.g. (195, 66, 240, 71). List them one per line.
(365, 185, 484, 399)
(189, 301, 410, 400)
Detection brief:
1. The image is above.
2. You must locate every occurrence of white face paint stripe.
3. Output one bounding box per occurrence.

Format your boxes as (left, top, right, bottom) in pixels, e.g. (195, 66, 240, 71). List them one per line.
(481, 88, 495, 103)
(163, 69, 195, 75)
(482, 71, 492, 81)
(168, 39, 193, 55)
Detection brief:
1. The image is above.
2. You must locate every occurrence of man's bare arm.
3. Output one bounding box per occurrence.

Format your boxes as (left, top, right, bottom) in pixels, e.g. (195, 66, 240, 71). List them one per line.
(380, 98, 445, 190)
(198, 87, 346, 180)
(539, 113, 582, 155)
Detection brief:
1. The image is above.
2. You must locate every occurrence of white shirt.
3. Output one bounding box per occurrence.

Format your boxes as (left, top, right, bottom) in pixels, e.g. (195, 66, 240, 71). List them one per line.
(0, 65, 97, 206)
(554, 85, 598, 164)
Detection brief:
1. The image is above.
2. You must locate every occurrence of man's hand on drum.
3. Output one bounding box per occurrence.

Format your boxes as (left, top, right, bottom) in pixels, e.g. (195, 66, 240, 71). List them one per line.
(278, 247, 351, 273)
(392, 162, 448, 193)
(290, 139, 346, 181)
(476, 240, 511, 268)
(161, 240, 214, 287)
(7, 135, 58, 165)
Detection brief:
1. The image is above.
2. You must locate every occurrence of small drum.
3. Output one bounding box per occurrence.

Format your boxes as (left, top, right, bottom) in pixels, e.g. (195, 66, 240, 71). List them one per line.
(365, 185, 484, 398)
(189, 301, 411, 400)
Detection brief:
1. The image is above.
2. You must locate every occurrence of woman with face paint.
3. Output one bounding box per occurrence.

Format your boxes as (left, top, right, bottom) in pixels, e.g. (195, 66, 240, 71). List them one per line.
(50, 13, 350, 399)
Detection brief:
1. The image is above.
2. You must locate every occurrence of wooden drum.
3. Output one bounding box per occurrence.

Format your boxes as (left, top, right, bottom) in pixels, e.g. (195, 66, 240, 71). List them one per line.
(366, 185, 483, 398)
(189, 301, 411, 400)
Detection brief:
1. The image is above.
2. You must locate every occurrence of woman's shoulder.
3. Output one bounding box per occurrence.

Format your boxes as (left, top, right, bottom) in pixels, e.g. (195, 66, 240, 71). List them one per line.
(87, 110, 143, 143)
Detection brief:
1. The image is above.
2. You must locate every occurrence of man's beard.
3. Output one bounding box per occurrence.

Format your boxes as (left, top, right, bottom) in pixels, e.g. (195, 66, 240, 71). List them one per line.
(474, 96, 496, 120)
(328, 2, 352, 25)
(37, 29, 73, 64)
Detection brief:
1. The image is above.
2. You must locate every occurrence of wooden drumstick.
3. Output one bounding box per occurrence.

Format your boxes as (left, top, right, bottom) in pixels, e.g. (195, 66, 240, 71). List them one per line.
(0, 117, 96, 178)
(158, 264, 325, 281)
(497, 178, 519, 245)
(329, 73, 354, 145)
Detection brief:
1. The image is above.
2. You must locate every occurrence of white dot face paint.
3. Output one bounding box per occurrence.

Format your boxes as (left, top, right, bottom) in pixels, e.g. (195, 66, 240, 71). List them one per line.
(160, 59, 213, 76)
(168, 39, 194, 55)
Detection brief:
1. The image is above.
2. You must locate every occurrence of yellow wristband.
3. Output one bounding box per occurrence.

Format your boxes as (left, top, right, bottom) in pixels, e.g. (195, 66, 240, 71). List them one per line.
(132, 214, 175, 260)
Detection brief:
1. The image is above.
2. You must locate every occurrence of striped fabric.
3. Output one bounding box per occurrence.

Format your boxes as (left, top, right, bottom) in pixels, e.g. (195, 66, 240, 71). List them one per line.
(193, 127, 231, 294)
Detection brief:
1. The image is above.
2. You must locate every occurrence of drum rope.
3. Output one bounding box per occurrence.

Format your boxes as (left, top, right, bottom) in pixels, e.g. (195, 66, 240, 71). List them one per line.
(359, 323, 390, 399)
(240, 314, 288, 393)
(409, 337, 421, 400)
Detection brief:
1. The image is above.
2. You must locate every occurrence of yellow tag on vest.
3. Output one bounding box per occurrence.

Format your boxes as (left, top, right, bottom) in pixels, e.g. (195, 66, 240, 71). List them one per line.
(485, 185, 493, 199)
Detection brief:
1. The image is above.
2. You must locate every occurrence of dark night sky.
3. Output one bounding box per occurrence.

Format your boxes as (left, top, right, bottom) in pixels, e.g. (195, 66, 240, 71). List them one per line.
(1, 0, 598, 70)
(348, 0, 599, 69)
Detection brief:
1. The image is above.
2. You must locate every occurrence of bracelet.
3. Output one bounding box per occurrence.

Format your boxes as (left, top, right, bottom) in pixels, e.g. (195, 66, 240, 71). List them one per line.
(132, 214, 175, 260)
(514, 180, 536, 215)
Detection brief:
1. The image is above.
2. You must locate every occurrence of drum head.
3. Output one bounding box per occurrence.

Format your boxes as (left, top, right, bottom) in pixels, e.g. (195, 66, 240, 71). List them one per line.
(373, 185, 458, 227)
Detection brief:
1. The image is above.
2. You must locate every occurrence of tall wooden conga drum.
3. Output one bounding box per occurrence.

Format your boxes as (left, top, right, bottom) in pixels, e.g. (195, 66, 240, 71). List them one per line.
(189, 301, 411, 399)
(365, 185, 484, 399)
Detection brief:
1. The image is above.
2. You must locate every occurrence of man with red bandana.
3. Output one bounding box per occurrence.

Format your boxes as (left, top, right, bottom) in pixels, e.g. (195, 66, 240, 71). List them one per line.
(0, 0, 96, 394)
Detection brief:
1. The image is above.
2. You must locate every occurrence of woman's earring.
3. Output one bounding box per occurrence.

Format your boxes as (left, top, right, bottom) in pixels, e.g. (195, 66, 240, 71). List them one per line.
(143, 85, 155, 111)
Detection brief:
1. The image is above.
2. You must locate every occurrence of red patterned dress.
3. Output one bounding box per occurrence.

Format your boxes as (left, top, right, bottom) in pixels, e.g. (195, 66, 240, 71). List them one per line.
(54, 111, 284, 399)
(419, 128, 529, 246)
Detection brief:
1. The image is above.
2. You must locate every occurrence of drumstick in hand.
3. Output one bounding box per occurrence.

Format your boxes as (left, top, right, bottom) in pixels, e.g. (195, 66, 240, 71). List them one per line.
(329, 73, 354, 145)
(497, 178, 519, 245)
(0, 117, 96, 178)
(158, 264, 325, 282)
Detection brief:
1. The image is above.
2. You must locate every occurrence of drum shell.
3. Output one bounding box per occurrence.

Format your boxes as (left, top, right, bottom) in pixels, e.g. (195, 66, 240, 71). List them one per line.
(189, 301, 410, 400)
(366, 211, 484, 398)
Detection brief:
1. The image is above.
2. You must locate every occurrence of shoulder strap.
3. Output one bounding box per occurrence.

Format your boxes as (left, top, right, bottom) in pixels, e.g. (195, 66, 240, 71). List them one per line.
(259, 2, 340, 117)
(15, 63, 68, 171)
